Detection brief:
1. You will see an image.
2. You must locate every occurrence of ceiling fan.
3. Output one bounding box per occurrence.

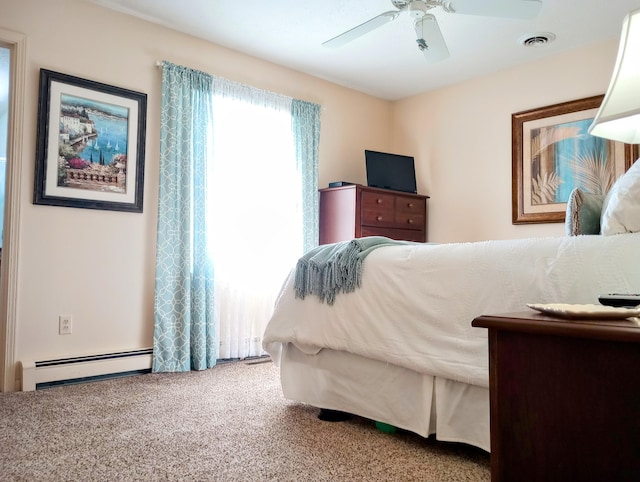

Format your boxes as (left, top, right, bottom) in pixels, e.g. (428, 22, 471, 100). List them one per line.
(322, 0, 543, 63)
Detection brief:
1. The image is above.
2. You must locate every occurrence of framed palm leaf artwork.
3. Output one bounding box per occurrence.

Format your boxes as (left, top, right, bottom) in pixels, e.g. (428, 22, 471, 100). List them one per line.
(511, 95, 638, 224)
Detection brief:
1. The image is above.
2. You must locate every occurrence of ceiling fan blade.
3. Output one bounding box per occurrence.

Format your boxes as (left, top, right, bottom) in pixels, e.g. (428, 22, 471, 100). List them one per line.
(449, 0, 542, 19)
(322, 10, 401, 48)
(414, 15, 450, 63)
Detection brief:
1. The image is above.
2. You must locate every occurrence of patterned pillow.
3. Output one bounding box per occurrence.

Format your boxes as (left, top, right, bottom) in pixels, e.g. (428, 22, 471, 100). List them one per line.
(600, 160, 640, 235)
(565, 188, 604, 236)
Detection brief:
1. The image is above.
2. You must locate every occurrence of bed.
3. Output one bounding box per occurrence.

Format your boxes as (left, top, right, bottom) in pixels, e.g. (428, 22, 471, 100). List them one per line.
(263, 159, 640, 452)
(262, 230, 640, 452)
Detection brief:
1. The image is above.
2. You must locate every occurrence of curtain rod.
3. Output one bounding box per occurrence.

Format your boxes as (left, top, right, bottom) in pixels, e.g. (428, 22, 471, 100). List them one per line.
(154, 60, 324, 110)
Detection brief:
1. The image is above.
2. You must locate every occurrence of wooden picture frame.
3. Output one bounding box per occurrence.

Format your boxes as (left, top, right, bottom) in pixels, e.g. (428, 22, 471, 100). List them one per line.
(34, 69, 147, 213)
(511, 95, 637, 224)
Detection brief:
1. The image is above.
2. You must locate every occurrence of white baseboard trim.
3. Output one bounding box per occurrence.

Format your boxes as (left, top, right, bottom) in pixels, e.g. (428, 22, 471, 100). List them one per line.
(20, 349, 153, 391)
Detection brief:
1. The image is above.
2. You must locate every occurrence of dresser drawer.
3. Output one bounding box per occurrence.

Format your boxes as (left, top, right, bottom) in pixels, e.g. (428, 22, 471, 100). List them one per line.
(360, 226, 425, 242)
(395, 195, 425, 216)
(361, 190, 396, 227)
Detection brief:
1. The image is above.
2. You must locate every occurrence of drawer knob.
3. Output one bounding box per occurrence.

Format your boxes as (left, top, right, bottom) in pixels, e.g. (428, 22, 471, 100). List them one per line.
(376, 198, 382, 204)
(408, 202, 413, 208)
(377, 216, 383, 221)
(407, 219, 414, 224)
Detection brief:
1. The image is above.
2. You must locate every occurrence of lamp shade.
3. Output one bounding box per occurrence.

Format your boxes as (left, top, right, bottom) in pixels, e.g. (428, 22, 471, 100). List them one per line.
(589, 8, 640, 144)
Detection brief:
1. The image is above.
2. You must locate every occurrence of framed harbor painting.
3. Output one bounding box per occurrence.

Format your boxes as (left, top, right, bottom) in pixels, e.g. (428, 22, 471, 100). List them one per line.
(511, 95, 637, 224)
(34, 69, 147, 212)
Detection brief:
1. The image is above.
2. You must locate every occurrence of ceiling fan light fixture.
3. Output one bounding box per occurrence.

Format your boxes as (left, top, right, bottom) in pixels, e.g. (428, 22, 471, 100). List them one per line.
(408, 1, 429, 18)
(519, 32, 556, 48)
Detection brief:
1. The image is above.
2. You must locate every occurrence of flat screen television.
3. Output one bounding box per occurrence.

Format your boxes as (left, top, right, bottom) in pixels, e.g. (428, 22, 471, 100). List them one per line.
(365, 150, 417, 194)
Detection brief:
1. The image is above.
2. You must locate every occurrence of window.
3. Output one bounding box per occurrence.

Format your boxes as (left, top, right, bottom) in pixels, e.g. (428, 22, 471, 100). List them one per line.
(209, 90, 304, 359)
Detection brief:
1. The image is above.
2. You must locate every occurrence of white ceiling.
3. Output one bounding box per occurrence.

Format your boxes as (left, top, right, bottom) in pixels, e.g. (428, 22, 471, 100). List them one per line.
(86, 0, 640, 100)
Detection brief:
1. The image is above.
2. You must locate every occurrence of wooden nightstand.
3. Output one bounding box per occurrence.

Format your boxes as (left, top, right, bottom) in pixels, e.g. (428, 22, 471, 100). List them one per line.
(472, 311, 640, 482)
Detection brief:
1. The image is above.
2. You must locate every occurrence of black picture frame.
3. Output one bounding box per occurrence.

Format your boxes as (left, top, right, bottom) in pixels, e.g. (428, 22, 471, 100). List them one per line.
(34, 69, 147, 213)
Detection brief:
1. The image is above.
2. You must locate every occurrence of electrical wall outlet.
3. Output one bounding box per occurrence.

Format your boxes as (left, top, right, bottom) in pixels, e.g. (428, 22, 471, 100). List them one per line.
(59, 315, 72, 335)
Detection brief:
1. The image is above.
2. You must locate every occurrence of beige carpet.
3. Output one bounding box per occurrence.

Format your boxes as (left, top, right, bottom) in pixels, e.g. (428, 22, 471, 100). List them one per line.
(0, 360, 489, 481)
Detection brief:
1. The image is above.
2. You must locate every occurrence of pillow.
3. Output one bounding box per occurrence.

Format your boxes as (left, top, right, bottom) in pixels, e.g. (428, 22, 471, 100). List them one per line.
(600, 160, 640, 235)
(565, 188, 604, 236)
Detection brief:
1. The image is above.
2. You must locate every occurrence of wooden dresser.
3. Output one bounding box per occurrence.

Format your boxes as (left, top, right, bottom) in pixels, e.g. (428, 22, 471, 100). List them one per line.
(319, 184, 429, 244)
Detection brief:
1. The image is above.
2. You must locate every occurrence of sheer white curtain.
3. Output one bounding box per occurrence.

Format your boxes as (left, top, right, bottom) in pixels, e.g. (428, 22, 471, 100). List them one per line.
(208, 80, 303, 359)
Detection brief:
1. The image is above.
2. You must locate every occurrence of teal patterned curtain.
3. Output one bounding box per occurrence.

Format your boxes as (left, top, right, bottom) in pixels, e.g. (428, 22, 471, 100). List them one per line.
(152, 62, 321, 366)
(292, 100, 321, 253)
(153, 61, 216, 372)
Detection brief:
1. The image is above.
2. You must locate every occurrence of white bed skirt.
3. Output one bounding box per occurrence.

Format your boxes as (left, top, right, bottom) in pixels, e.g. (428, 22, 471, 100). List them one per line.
(278, 343, 490, 452)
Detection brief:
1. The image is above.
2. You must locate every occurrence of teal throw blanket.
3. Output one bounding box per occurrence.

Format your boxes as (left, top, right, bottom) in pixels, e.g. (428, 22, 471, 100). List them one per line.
(294, 236, 412, 305)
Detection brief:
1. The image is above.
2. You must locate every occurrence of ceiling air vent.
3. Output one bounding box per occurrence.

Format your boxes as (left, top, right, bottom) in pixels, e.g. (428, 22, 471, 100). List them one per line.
(519, 32, 556, 47)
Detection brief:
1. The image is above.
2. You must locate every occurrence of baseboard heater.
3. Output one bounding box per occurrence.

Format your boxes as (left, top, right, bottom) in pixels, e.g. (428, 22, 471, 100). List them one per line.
(20, 348, 153, 391)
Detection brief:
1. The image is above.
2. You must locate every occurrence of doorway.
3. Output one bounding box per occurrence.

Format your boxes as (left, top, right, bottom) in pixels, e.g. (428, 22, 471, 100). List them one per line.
(0, 29, 26, 392)
(1, 46, 9, 250)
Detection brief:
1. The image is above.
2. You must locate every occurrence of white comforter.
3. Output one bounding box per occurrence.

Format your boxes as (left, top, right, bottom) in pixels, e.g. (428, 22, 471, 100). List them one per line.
(263, 233, 640, 388)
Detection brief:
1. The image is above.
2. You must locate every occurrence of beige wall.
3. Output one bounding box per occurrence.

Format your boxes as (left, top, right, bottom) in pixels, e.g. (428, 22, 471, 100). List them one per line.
(2, 0, 393, 389)
(393, 40, 620, 243)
